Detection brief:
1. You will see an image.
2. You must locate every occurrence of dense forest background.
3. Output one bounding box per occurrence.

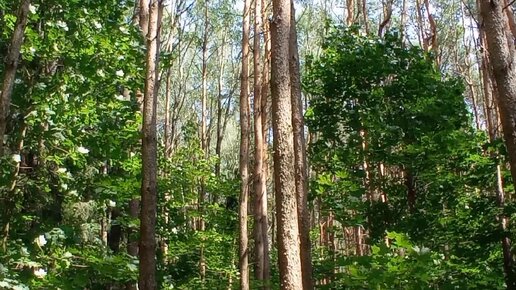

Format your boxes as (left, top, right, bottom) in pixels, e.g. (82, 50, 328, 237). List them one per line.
(1, 0, 516, 289)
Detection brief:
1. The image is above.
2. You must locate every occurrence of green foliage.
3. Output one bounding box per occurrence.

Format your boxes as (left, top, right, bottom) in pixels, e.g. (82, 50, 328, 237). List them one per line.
(304, 25, 511, 288)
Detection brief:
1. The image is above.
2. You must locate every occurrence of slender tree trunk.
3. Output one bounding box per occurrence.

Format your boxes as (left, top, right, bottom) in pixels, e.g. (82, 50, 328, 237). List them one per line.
(239, 0, 252, 287)
(415, 0, 427, 51)
(400, 0, 407, 43)
(270, 0, 303, 288)
(139, 0, 162, 289)
(423, 0, 439, 65)
(198, 1, 210, 282)
(378, 0, 393, 37)
(215, 34, 227, 177)
(139, 0, 149, 37)
(201, 0, 209, 154)
(289, 3, 313, 289)
(164, 69, 172, 157)
(479, 1, 516, 288)
(346, 0, 355, 26)
(0, 0, 30, 156)
(361, 0, 369, 34)
(253, 0, 269, 286)
(261, 0, 271, 283)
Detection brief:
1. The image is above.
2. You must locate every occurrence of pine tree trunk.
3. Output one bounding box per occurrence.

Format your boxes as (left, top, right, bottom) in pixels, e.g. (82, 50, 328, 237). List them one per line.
(261, 0, 271, 282)
(239, 0, 252, 287)
(289, 3, 313, 289)
(479, 1, 516, 288)
(270, 0, 303, 287)
(252, 0, 269, 286)
(139, 0, 162, 289)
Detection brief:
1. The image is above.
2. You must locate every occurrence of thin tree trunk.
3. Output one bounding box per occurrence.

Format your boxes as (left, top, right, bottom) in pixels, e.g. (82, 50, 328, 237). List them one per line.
(239, 0, 252, 287)
(289, 3, 313, 289)
(0, 0, 30, 156)
(479, 1, 516, 288)
(201, 0, 209, 154)
(139, 0, 162, 289)
(164, 69, 172, 157)
(253, 0, 268, 286)
(215, 34, 227, 177)
(270, 0, 303, 287)
(261, 0, 271, 283)
(423, 0, 439, 64)
(400, 0, 407, 43)
(415, 0, 427, 51)
(378, 0, 393, 37)
(346, 0, 355, 26)
(361, 0, 369, 34)
(198, 1, 210, 282)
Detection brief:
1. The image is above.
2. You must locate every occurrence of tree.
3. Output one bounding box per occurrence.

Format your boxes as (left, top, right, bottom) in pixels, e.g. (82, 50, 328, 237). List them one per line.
(479, 0, 516, 288)
(252, 0, 270, 286)
(0, 0, 30, 156)
(289, 2, 313, 289)
(139, 0, 162, 289)
(270, 0, 303, 288)
(239, 0, 251, 288)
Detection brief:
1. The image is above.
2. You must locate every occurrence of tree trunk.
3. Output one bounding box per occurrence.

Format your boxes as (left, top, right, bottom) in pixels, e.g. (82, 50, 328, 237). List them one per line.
(289, 3, 313, 289)
(423, 0, 439, 65)
(378, 0, 393, 37)
(252, 0, 269, 286)
(261, 0, 271, 283)
(239, 0, 252, 287)
(0, 0, 30, 156)
(400, 0, 407, 43)
(139, 0, 162, 289)
(270, 0, 303, 288)
(479, 0, 516, 288)
(201, 0, 209, 154)
(215, 33, 227, 177)
(164, 69, 172, 157)
(346, 0, 355, 26)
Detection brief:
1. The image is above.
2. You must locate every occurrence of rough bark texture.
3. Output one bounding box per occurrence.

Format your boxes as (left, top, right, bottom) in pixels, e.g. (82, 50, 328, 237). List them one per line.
(289, 3, 313, 289)
(479, 0, 516, 288)
(261, 0, 271, 282)
(252, 0, 269, 286)
(239, 0, 251, 288)
(139, 0, 161, 289)
(0, 0, 30, 156)
(270, 0, 303, 288)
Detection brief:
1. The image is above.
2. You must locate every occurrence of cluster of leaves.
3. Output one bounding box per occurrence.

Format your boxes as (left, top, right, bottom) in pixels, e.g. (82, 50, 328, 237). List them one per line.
(0, 1, 240, 289)
(304, 25, 514, 288)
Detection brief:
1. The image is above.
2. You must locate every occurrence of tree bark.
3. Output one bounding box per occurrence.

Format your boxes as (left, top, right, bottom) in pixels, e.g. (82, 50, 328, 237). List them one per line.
(261, 0, 271, 283)
(239, 0, 252, 287)
(270, 0, 303, 288)
(215, 33, 227, 177)
(164, 69, 172, 157)
(289, 3, 313, 289)
(201, 0, 209, 155)
(0, 0, 30, 156)
(423, 0, 439, 65)
(378, 0, 393, 37)
(400, 0, 407, 43)
(479, 0, 516, 288)
(139, 0, 162, 289)
(252, 0, 269, 287)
